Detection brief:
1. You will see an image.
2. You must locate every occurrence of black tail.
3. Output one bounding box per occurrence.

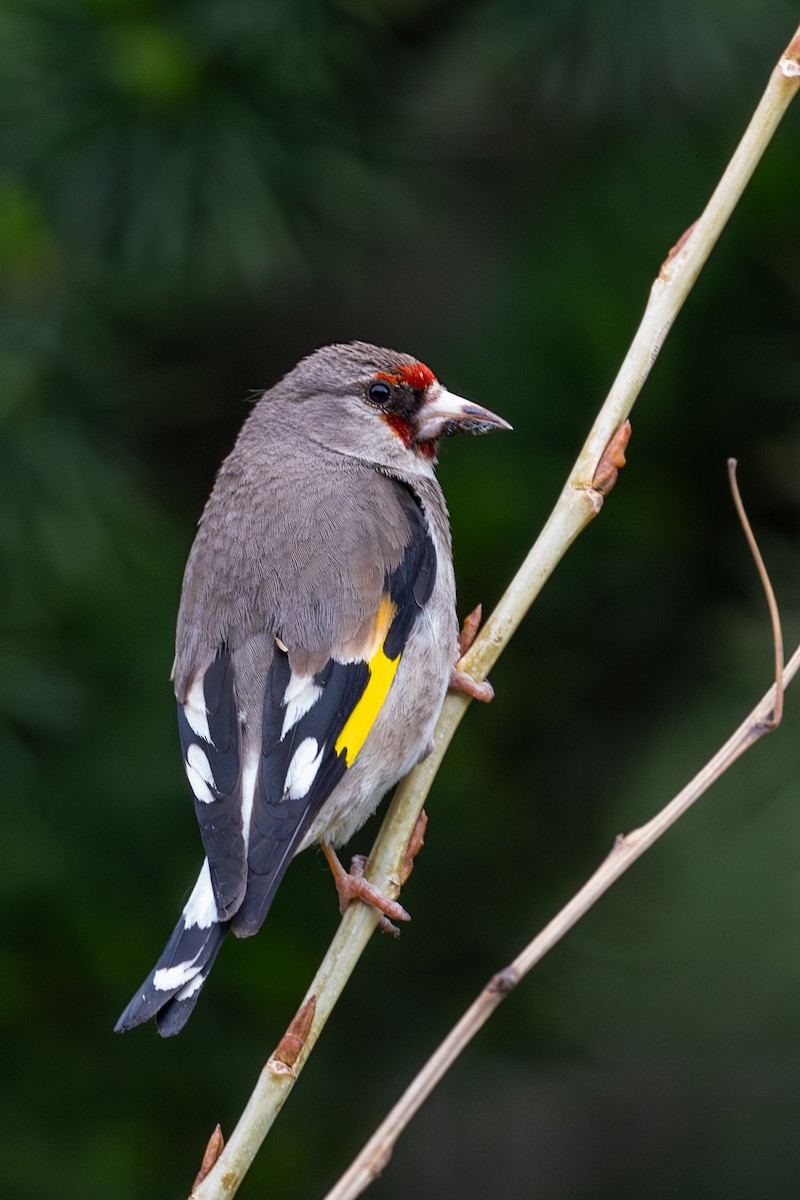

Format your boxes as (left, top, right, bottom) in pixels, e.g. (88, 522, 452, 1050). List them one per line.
(115, 860, 226, 1037)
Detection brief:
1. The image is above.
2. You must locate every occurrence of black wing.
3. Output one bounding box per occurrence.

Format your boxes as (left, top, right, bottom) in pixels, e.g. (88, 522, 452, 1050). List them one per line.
(231, 486, 436, 936)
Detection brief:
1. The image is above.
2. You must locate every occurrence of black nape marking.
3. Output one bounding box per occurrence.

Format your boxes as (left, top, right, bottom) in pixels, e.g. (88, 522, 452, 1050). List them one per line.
(384, 486, 437, 660)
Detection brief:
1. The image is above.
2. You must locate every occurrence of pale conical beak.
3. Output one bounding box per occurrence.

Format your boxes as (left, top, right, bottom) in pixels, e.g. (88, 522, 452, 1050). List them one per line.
(415, 387, 512, 442)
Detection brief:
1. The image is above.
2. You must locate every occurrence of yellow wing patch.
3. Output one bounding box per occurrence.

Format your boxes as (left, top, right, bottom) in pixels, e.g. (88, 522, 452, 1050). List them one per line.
(335, 596, 400, 767)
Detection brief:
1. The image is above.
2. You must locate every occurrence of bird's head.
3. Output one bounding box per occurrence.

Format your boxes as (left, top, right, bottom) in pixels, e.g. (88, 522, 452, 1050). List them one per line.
(363, 355, 512, 460)
(275, 341, 511, 470)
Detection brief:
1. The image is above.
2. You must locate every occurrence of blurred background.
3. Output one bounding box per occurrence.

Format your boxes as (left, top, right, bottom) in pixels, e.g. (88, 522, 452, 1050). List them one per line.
(2, 1, 800, 1197)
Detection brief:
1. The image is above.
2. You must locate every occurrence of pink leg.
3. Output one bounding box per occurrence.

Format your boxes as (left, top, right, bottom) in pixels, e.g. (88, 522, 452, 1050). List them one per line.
(321, 842, 410, 936)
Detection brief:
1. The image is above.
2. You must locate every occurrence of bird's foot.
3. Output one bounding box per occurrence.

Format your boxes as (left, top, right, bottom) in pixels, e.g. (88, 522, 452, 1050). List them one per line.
(321, 842, 410, 936)
(450, 667, 494, 703)
(450, 603, 494, 703)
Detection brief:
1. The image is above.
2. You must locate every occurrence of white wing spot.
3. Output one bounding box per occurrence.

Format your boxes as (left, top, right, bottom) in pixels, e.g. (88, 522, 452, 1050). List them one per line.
(185, 745, 216, 805)
(187, 743, 215, 784)
(184, 674, 212, 743)
(281, 672, 322, 740)
(182, 859, 218, 930)
(284, 736, 324, 800)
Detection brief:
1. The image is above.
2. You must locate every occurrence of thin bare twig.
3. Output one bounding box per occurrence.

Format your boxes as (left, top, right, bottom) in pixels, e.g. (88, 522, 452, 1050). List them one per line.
(324, 619, 797, 1200)
(728, 458, 785, 725)
(190, 24, 800, 1200)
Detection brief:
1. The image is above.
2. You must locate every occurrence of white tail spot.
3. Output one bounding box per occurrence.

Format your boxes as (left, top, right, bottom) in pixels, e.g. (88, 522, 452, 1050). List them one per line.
(182, 859, 218, 930)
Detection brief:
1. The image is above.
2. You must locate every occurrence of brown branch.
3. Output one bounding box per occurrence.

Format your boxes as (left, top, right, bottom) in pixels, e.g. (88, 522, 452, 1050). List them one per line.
(728, 458, 785, 726)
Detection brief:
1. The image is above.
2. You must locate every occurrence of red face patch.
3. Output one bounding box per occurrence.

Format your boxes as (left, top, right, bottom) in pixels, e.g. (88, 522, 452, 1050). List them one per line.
(381, 413, 439, 461)
(374, 362, 436, 391)
(383, 413, 414, 447)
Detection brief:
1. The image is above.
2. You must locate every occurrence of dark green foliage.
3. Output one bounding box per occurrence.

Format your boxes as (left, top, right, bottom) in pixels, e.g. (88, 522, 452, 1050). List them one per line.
(2, 2, 800, 1197)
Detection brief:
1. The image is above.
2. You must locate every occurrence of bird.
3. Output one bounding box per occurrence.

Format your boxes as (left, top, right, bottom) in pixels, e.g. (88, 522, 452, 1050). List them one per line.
(115, 341, 510, 1036)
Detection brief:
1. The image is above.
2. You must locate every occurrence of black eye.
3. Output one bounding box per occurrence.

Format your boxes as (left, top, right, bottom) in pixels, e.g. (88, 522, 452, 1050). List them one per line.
(367, 381, 391, 406)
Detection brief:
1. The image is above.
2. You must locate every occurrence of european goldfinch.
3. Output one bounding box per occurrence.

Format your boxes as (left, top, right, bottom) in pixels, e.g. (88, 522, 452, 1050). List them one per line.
(115, 341, 509, 1036)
